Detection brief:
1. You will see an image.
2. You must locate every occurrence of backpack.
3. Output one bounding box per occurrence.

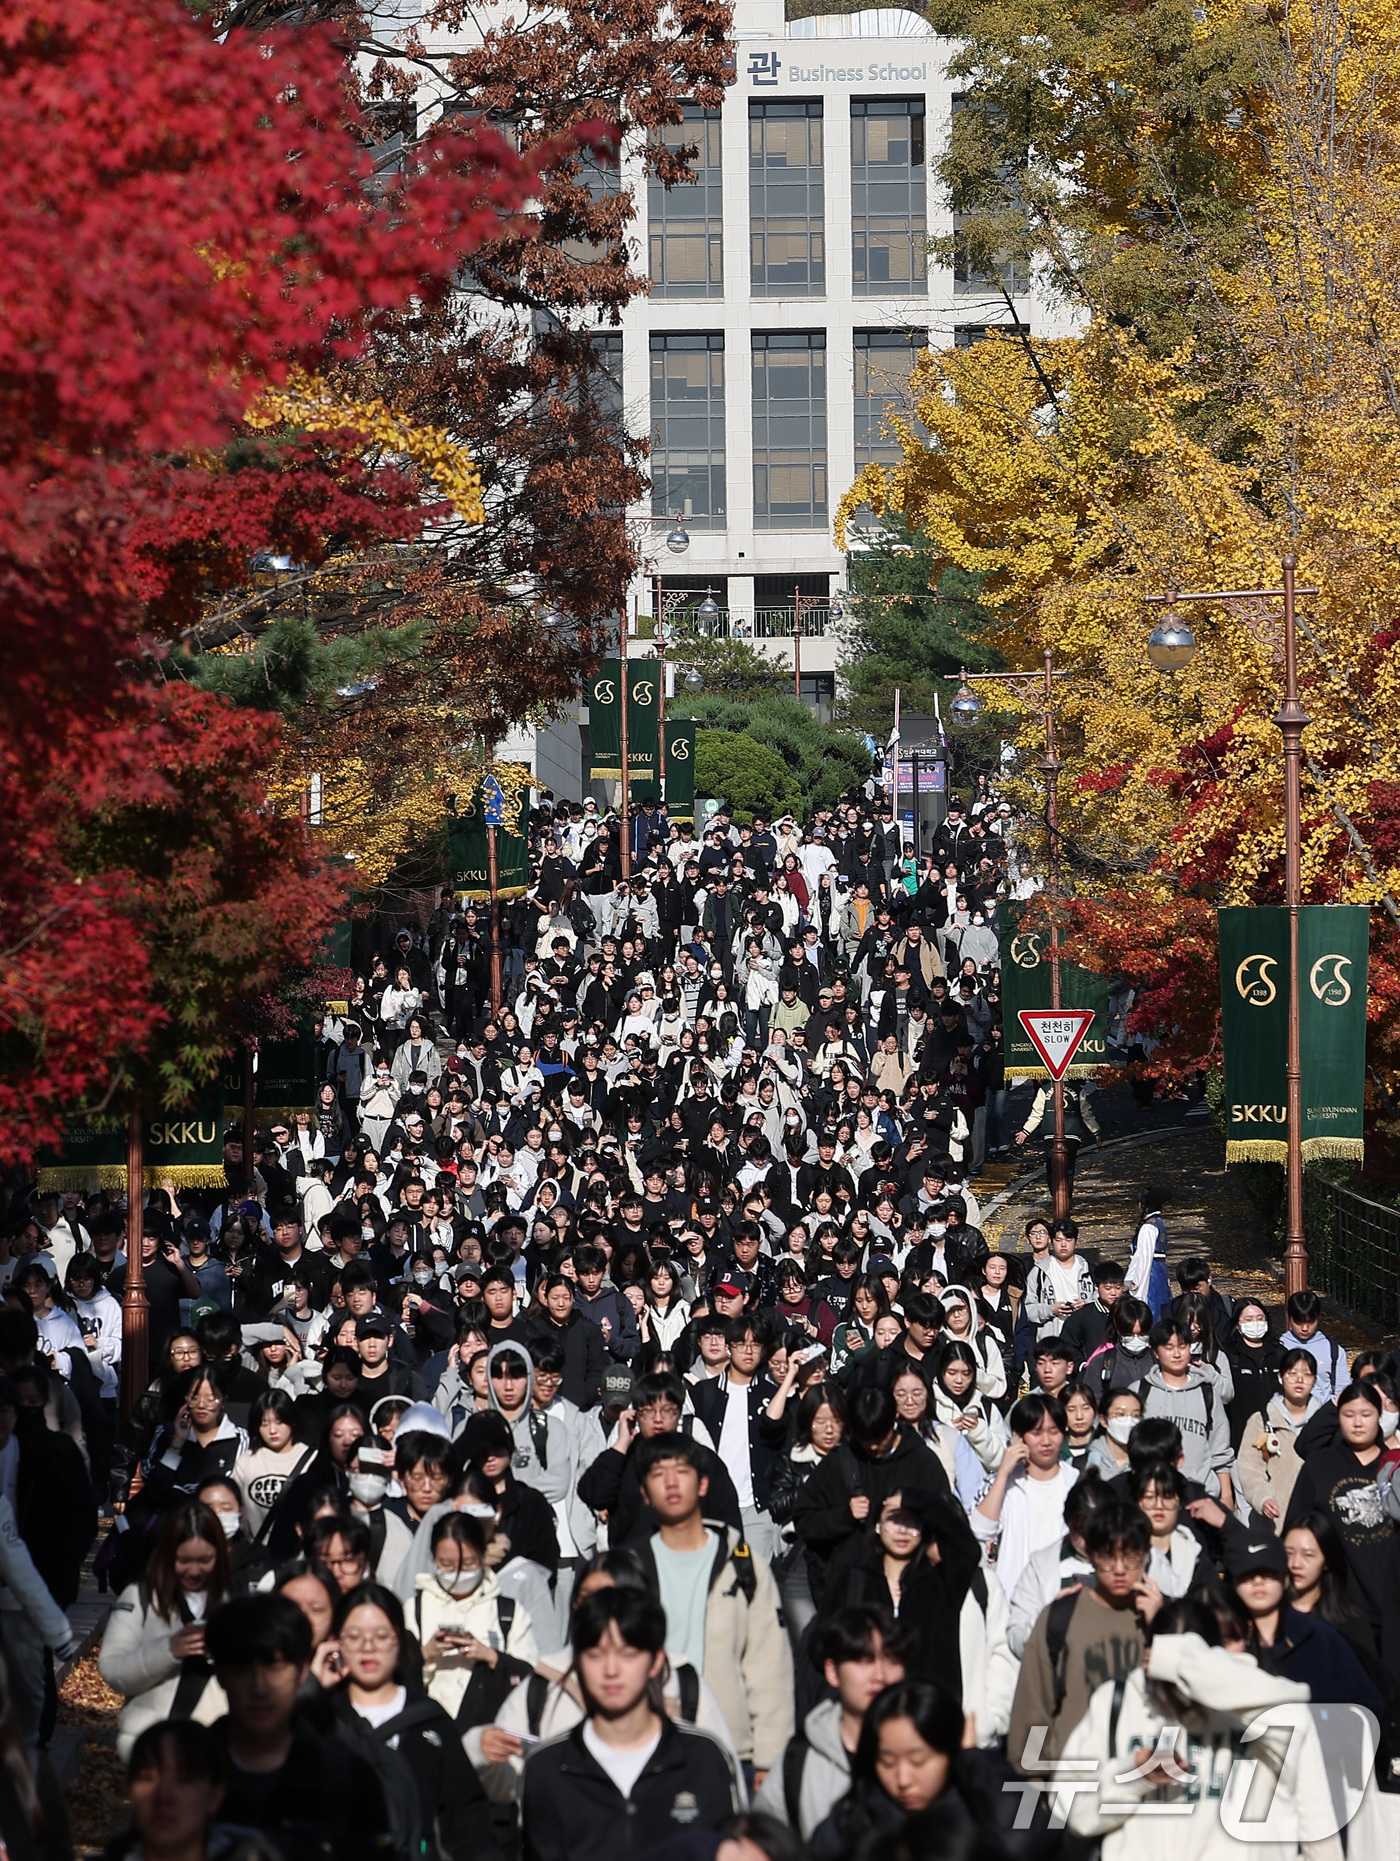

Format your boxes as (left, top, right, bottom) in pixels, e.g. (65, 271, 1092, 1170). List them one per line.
(524, 1661, 699, 1737)
(782, 1731, 810, 1828)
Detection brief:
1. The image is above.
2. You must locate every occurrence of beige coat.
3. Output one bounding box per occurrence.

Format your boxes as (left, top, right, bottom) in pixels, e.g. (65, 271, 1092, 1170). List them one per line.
(643, 1526, 794, 1769)
(1237, 1396, 1319, 1519)
(892, 933, 944, 988)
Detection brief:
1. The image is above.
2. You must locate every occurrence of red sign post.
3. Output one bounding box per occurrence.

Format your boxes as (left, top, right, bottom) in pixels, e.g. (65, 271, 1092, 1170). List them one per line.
(1016, 1009, 1096, 1081)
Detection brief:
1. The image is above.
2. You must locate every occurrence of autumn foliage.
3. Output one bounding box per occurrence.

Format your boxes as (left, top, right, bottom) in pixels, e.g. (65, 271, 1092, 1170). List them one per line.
(0, 0, 591, 1163)
(840, 0, 1400, 1133)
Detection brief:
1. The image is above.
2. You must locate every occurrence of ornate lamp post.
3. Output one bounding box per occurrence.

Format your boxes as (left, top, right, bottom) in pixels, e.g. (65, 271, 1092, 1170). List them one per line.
(1145, 556, 1317, 1295)
(948, 652, 1075, 1217)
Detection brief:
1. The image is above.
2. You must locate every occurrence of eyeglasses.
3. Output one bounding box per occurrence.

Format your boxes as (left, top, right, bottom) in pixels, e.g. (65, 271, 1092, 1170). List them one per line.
(339, 1629, 397, 1650)
(324, 1553, 368, 1573)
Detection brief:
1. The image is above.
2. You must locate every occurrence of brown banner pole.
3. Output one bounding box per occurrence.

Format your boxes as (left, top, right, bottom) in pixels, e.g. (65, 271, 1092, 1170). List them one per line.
(1279, 555, 1310, 1296)
(120, 1100, 148, 1421)
(487, 821, 503, 1015)
(620, 608, 632, 882)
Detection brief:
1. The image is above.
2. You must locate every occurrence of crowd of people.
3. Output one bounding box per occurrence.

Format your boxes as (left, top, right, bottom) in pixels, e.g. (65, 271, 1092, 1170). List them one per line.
(0, 776, 1395, 1861)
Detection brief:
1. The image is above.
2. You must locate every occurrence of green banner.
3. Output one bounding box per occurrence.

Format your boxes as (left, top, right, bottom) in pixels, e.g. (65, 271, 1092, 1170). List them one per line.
(254, 1023, 318, 1123)
(449, 787, 532, 902)
(588, 658, 660, 789)
(37, 1111, 128, 1191)
(663, 719, 696, 823)
(1219, 904, 1369, 1163)
(1000, 902, 1110, 1079)
(1299, 905, 1369, 1161)
(1219, 905, 1290, 1161)
(143, 1095, 227, 1188)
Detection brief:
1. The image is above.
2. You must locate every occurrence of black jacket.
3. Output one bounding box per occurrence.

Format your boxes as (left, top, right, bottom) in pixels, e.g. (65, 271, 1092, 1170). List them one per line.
(580, 1433, 742, 1544)
(528, 1311, 607, 1411)
(689, 1376, 780, 1509)
(331, 1688, 500, 1861)
(791, 1426, 963, 1606)
(14, 1421, 97, 1608)
(211, 1715, 396, 1860)
(522, 1717, 741, 1861)
(825, 1524, 981, 1699)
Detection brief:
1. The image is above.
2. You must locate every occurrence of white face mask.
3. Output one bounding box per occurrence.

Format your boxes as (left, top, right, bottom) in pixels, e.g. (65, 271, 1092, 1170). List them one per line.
(437, 1566, 483, 1597)
(348, 1473, 389, 1505)
(1121, 1334, 1150, 1354)
(413, 1270, 433, 1286)
(1383, 1409, 1400, 1437)
(361, 1225, 376, 1242)
(929, 1222, 946, 1238)
(1239, 1318, 1268, 1342)
(216, 1511, 242, 1539)
(1106, 1416, 1136, 1445)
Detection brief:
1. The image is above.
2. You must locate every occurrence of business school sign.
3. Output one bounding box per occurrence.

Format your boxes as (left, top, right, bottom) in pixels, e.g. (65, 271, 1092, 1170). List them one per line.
(747, 48, 929, 86)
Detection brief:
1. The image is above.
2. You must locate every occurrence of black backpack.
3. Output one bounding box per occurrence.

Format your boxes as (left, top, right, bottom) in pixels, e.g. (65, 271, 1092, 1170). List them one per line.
(322, 1721, 423, 1861)
(524, 1662, 700, 1736)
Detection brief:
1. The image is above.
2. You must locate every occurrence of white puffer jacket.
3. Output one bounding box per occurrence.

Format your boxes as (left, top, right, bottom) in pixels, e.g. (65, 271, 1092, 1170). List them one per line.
(98, 1584, 228, 1761)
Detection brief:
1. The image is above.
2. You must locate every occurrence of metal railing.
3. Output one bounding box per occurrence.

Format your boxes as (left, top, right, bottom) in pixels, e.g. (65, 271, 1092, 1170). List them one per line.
(641, 606, 835, 641)
(1302, 1170, 1400, 1332)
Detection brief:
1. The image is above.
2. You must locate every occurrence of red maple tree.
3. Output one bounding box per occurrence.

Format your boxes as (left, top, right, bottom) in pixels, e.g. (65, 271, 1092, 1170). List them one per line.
(0, 0, 595, 1165)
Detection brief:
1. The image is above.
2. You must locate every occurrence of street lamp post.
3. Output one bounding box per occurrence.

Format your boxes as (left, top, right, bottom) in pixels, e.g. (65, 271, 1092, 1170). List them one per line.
(948, 652, 1075, 1219)
(121, 1100, 148, 1419)
(1145, 556, 1317, 1296)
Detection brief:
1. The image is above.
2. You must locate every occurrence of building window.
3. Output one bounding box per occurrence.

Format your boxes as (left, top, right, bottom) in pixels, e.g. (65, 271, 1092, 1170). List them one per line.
(560, 154, 622, 266)
(750, 101, 825, 298)
(851, 98, 926, 296)
(853, 329, 926, 472)
(585, 332, 625, 424)
(649, 108, 723, 299)
(650, 334, 726, 530)
(954, 322, 1029, 347)
(950, 96, 1030, 297)
(752, 333, 827, 529)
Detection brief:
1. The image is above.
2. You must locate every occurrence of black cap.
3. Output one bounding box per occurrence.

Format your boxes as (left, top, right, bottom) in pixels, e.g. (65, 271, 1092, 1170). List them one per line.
(1224, 1532, 1289, 1580)
(355, 1315, 391, 1339)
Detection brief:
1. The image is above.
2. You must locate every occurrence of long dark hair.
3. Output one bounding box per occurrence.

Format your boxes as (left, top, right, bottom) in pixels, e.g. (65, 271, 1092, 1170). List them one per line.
(1284, 1509, 1363, 1626)
(333, 1581, 409, 1684)
(838, 1681, 965, 1850)
(1145, 1596, 1221, 1728)
(795, 1380, 847, 1448)
(146, 1501, 231, 1622)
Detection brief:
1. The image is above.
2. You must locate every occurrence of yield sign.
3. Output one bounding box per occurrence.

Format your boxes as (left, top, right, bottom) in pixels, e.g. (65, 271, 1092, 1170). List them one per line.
(481, 774, 508, 826)
(1017, 1009, 1096, 1080)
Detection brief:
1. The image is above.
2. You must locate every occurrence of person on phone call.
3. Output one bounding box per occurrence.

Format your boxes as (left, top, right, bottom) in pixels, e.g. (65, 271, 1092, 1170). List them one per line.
(1006, 1502, 1161, 1768)
(579, 1373, 742, 1546)
(108, 1220, 202, 1364)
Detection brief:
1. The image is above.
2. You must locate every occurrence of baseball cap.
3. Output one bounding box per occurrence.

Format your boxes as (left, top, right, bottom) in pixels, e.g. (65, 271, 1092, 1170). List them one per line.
(184, 1216, 211, 1241)
(711, 1273, 750, 1300)
(1224, 1532, 1289, 1579)
(190, 1298, 223, 1325)
(601, 1368, 635, 1405)
(355, 1315, 391, 1339)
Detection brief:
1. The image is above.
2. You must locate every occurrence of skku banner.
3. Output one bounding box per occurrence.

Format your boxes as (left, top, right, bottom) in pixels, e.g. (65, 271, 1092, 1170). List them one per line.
(663, 719, 696, 823)
(1218, 904, 1369, 1162)
(447, 764, 532, 902)
(588, 658, 660, 791)
(999, 903, 1109, 1080)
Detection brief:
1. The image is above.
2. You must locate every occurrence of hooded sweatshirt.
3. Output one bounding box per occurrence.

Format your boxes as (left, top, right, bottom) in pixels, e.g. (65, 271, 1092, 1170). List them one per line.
(755, 1699, 852, 1839)
(1139, 1362, 1233, 1492)
(1061, 1632, 1342, 1861)
(484, 1341, 596, 1561)
(939, 1286, 1008, 1403)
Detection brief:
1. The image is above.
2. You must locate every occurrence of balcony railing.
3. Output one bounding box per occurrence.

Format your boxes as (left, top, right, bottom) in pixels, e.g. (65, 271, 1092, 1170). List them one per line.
(640, 605, 835, 641)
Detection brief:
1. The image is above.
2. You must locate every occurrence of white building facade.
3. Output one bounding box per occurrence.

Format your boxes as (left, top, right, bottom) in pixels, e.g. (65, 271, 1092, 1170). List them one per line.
(416, 0, 1070, 794)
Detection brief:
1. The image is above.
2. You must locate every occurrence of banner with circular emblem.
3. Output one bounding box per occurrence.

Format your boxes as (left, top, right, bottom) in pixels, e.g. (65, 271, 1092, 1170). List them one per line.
(1218, 903, 1369, 1163)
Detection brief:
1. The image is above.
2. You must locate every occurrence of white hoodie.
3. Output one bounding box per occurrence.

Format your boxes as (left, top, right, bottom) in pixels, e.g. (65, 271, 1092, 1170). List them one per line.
(1060, 1633, 1343, 1861)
